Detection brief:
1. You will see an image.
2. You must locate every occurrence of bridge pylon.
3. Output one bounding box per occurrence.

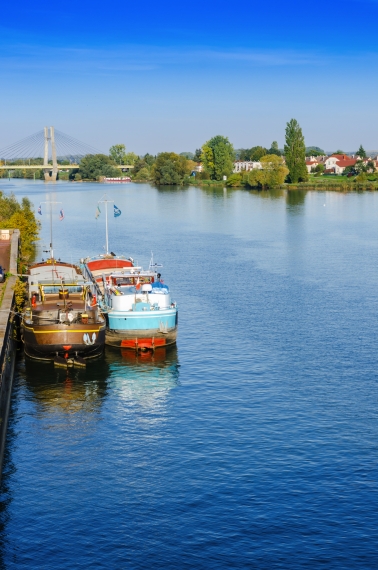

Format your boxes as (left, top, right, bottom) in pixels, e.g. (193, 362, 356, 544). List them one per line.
(43, 126, 58, 181)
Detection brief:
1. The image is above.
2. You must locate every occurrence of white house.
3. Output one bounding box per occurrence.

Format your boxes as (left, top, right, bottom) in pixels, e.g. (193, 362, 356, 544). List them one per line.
(233, 161, 262, 173)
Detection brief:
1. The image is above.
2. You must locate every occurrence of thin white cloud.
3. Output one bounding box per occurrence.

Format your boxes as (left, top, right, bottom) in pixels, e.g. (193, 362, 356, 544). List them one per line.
(0, 42, 376, 75)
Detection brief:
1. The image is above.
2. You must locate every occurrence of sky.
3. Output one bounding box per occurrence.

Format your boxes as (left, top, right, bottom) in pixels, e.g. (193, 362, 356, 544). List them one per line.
(1, 0, 378, 155)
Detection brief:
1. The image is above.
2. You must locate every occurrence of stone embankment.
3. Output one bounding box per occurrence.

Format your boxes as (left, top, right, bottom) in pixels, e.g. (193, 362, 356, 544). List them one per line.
(0, 230, 20, 479)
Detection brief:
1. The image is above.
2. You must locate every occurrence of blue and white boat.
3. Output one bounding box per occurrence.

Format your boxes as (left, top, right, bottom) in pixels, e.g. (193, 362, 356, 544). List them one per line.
(81, 195, 178, 352)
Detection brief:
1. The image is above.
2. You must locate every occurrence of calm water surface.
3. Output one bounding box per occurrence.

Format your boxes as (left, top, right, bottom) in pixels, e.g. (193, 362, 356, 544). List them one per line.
(0, 180, 378, 568)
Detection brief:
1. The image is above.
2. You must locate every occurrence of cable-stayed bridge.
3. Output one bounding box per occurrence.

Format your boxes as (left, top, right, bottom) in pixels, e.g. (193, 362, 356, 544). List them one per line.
(0, 127, 133, 181)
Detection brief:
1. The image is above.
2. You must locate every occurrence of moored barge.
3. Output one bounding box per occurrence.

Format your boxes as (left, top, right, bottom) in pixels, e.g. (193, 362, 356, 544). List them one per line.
(81, 254, 178, 351)
(21, 258, 106, 363)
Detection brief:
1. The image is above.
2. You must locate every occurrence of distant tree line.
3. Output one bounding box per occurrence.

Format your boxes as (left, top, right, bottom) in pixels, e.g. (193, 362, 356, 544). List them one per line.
(3, 121, 374, 188)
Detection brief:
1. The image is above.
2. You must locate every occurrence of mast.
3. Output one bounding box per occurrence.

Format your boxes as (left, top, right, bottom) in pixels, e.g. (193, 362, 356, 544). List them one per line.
(41, 200, 62, 261)
(50, 202, 53, 259)
(105, 199, 108, 255)
(98, 194, 114, 255)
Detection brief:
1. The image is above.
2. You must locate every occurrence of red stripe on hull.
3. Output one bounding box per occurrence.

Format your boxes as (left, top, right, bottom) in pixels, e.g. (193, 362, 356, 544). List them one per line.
(87, 259, 133, 271)
(121, 338, 166, 349)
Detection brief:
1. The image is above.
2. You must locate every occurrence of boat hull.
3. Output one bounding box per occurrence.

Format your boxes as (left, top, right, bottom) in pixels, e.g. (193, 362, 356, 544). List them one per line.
(105, 327, 177, 350)
(22, 321, 106, 361)
(106, 308, 177, 350)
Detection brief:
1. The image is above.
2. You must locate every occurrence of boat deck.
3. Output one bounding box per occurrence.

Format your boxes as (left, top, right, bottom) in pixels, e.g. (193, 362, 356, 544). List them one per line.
(32, 293, 87, 312)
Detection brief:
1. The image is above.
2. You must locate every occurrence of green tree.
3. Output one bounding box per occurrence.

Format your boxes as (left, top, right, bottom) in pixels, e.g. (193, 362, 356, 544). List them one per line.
(313, 163, 325, 175)
(284, 119, 308, 183)
(134, 167, 152, 181)
(226, 173, 243, 187)
(249, 146, 268, 161)
(306, 146, 326, 156)
(152, 152, 191, 185)
(356, 145, 367, 158)
(246, 155, 289, 189)
(0, 194, 39, 270)
(268, 141, 282, 156)
(193, 149, 202, 162)
(79, 154, 122, 180)
(201, 135, 235, 180)
(109, 144, 126, 164)
(180, 152, 194, 160)
(366, 160, 376, 172)
(123, 152, 138, 165)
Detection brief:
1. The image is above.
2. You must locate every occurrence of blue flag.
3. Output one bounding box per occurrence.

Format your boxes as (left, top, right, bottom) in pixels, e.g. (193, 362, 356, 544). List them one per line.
(114, 205, 121, 217)
(38, 205, 42, 215)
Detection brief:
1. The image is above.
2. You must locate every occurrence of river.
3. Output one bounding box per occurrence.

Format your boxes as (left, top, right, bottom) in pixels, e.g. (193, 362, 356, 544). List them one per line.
(0, 180, 378, 569)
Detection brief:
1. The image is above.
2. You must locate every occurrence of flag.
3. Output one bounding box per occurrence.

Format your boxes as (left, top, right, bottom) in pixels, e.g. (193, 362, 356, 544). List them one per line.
(95, 205, 101, 219)
(38, 205, 42, 215)
(135, 276, 141, 290)
(59, 209, 65, 221)
(114, 205, 121, 217)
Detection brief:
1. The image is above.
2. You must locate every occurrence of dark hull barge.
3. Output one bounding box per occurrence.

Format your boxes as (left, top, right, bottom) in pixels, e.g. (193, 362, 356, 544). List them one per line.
(21, 259, 106, 364)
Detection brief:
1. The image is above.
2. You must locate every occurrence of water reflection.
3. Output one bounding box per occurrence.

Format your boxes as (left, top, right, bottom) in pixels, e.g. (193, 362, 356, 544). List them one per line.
(286, 189, 307, 210)
(248, 188, 285, 201)
(106, 346, 180, 411)
(20, 347, 180, 415)
(22, 357, 110, 414)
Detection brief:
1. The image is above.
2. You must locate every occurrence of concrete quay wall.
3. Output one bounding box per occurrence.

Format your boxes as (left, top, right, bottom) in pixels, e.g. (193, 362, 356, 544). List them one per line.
(0, 230, 20, 480)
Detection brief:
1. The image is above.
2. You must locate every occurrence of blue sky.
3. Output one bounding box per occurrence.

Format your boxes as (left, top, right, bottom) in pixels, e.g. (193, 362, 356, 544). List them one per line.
(1, 0, 378, 154)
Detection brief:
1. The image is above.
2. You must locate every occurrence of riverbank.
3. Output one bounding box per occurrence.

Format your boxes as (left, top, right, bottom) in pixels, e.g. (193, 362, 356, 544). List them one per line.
(0, 230, 19, 480)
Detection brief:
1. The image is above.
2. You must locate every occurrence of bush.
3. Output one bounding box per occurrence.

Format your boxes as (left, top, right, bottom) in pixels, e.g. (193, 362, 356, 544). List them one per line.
(226, 173, 243, 187)
(134, 167, 151, 181)
(246, 155, 289, 189)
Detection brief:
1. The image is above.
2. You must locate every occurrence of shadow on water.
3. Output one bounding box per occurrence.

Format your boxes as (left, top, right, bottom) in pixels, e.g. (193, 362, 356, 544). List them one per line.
(248, 188, 285, 200)
(286, 189, 307, 211)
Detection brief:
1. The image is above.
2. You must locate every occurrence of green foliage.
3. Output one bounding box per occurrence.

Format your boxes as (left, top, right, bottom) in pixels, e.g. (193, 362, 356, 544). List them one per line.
(133, 154, 156, 177)
(201, 135, 235, 180)
(109, 144, 126, 164)
(313, 163, 325, 174)
(306, 146, 326, 156)
(78, 154, 122, 180)
(245, 155, 289, 189)
(238, 146, 268, 161)
(356, 145, 367, 158)
(74, 173, 82, 181)
(0, 193, 39, 272)
(152, 152, 191, 185)
(124, 152, 138, 165)
(180, 152, 194, 160)
(226, 173, 243, 187)
(134, 167, 152, 181)
(333, 150, 345, 155)
(366, 160, 376, 172)
(268, 141, 282, 156)
(284, 119, 308, 183)
(58, 171, 69, 180)
(13, 279, 27, 312)
(356, 172, 367, 182)
(193, 149, 202, 162)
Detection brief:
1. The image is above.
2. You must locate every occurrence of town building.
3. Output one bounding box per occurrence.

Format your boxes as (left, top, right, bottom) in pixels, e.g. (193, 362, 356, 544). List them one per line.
(233, 161, 262, 173)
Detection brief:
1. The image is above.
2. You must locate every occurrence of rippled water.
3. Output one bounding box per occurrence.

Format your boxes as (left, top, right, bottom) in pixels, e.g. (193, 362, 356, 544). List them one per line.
(1, 181, 378, 568)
